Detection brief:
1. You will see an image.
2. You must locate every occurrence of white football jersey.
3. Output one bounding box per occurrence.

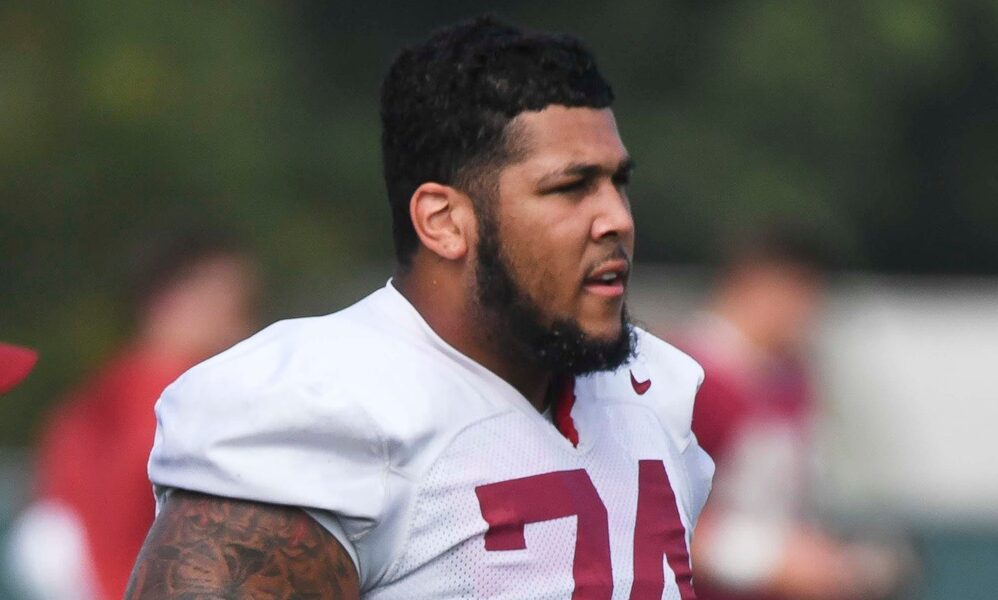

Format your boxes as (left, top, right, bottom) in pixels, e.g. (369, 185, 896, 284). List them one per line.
(149, 282, 714, 599)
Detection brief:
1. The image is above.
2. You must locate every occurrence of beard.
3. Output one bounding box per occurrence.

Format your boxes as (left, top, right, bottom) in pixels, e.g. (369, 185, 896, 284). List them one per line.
(473, 209, 636, 376)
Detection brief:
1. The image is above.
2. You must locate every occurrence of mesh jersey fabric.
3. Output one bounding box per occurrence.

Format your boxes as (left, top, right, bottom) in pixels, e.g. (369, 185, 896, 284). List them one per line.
(149, 281, 714, 598)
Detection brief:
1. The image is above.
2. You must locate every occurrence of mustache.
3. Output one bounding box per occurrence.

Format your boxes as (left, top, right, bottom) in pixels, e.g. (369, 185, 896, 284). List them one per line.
(584, 245, 632, 278)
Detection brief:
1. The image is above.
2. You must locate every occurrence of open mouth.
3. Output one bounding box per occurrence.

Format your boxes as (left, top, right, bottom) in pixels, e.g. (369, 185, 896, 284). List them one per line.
(583, 260, 629, 298)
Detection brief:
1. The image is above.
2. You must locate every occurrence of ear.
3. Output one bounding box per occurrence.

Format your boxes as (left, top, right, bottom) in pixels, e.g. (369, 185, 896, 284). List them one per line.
(409, 182, 474, 261)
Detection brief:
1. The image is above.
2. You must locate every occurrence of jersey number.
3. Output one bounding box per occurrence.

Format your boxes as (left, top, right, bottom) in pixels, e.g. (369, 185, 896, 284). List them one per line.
(474, 460, 695, 600)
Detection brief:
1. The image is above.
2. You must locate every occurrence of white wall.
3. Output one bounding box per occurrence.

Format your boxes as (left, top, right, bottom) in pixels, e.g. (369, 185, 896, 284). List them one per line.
(815, 276, 998, 524)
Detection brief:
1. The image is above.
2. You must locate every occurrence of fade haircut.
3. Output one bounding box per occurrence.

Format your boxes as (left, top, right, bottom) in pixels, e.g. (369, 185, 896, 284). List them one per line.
(380, 15, 615, 266)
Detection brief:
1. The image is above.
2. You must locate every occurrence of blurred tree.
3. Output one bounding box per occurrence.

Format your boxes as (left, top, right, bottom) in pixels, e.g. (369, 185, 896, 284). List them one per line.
(2, 0, 997, 444)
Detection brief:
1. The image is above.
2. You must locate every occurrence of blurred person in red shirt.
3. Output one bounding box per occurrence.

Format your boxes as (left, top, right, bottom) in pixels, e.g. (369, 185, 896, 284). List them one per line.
(678, 228, 902, 600)
(6, 230, 260, 600)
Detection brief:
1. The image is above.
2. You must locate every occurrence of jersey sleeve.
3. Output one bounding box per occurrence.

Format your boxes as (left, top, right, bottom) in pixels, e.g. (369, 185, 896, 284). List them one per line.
(633, 329, 705, 449)
(147, 325, 390, 579)
(633, 329, 714, 525)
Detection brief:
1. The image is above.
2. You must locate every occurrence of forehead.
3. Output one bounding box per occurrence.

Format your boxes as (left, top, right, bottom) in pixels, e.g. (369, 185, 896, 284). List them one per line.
(508, 106, 627, 172)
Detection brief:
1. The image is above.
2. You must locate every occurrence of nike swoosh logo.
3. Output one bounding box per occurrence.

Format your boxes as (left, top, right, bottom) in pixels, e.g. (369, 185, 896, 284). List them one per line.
(630, 370, 651, 395)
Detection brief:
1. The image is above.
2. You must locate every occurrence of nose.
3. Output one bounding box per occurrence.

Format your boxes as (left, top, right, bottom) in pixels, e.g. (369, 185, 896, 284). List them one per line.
(590, 183, 634, 243)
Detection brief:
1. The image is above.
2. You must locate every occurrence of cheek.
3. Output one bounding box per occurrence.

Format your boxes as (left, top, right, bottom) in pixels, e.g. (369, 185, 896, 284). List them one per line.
(507, 241, 560, 299)
(501, 220, 581, 310)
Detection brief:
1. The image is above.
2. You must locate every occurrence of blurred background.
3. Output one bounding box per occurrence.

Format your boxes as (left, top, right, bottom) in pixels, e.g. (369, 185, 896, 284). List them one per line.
(1, 1, 996, 598)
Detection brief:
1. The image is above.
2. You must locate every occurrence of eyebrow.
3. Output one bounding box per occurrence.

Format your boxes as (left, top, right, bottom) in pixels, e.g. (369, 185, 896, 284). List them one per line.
(537, 157, 636, 187)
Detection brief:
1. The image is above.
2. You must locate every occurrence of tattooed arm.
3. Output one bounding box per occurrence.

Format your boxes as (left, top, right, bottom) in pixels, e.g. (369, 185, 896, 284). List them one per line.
(125, 489, 360, 599)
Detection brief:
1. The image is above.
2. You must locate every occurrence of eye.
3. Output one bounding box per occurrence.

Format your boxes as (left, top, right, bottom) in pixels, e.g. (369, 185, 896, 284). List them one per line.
(612, 171, 631, 188)
(550, 179, 587, 194)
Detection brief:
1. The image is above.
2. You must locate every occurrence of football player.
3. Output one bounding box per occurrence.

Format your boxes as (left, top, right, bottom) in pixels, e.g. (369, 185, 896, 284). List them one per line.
(8, 231, 259, 600)
(127, 16, 713, 599)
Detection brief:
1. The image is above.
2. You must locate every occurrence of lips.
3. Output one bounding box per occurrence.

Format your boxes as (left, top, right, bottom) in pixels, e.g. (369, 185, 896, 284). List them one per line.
(583, 258, 630, 297)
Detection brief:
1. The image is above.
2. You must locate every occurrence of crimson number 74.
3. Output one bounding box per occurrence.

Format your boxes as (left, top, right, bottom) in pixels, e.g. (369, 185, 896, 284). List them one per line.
(475, 459, 697, 600)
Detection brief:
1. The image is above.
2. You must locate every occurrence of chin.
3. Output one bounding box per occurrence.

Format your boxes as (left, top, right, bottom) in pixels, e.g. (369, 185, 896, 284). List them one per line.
(580, 320, 624, 343)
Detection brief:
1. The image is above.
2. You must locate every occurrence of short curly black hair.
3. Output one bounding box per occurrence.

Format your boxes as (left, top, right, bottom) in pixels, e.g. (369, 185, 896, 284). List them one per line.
(381, 15, 614, 266)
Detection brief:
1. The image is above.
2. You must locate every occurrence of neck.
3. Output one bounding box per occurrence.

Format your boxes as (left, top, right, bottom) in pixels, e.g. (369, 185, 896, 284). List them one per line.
(394, 264, 553, 411)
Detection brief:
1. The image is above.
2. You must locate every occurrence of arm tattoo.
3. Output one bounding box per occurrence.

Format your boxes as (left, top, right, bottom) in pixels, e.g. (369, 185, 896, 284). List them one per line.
(125, 489, 360, 599)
